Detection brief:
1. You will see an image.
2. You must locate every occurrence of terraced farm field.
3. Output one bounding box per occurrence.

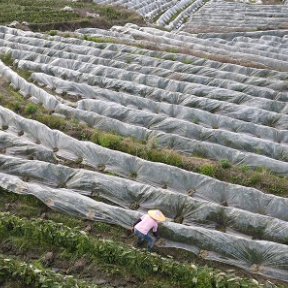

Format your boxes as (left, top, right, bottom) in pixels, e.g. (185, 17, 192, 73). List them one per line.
(1, 0, 288, 287)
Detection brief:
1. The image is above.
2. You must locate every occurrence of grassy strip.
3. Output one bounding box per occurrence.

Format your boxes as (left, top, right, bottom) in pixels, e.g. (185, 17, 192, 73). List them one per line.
(0, 211, 271, 288)
(0, 0, 145, 31)
(167, 8, 185, 23)
(0, 254, 101, 288)
(0, 64, 287, 197)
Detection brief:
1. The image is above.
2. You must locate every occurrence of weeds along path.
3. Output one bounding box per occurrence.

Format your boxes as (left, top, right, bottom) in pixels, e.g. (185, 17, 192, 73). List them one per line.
(1, 3, 288, 284)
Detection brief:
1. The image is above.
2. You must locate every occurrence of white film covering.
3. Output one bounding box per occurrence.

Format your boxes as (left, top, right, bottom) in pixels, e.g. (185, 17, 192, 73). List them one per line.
(1, 26, 288, 174)
(181, 0, 288, 33)
(1, 111, 288, 281)
(1, 22, 288, 283)
(92, 0, 288, 31)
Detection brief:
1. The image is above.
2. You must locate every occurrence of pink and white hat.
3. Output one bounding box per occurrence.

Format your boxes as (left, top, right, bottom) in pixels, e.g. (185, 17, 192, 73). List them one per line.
(148, 210, 166, 221)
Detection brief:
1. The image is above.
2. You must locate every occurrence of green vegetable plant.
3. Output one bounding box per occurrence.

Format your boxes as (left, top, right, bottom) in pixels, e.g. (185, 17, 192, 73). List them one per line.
(0, 211, 270, 288)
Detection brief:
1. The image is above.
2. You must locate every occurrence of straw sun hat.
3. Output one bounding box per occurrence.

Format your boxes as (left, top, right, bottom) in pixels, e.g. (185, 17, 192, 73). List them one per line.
(148, 210, 166, 221)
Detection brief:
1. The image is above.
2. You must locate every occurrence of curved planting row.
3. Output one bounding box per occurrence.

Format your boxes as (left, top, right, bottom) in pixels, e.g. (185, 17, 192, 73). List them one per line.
(0, 253, 99, 288)
(181, 0, 288, 33)
(92, 0, 202, 26)
(92, 0, 288, 32)
(1, 172, 288, 282)
(1, 106, 288, 222)
(2, 153, 288, 246)
(155, 0, 204, 29)
(1, 19, 288, 283)
(3, 26, 288, 99)
(0, 211, 269, 288)
(110, 24, 288, 72)
(1, 27, 288, 175)
(94, 0, 176, 18)
(1, 106, 288, 280)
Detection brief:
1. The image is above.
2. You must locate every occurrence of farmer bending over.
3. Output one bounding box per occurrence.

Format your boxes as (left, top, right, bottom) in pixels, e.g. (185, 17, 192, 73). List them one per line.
(132, 210, 166, 252)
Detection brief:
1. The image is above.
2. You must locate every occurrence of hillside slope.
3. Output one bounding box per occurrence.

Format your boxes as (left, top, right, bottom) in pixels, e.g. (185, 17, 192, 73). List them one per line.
(1, 0, 288, 287)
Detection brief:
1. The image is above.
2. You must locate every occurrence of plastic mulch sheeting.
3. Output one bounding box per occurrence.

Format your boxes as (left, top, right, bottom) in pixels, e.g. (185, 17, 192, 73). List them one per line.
(1, 25, 288, 174)
(110, 24, 288, 72)
(1, 24, 288, 282)
(181, 0, 288, 33)
(93, 0, 182, 23)
(92, 0, 288, 32)
(1, 157, 288, 282)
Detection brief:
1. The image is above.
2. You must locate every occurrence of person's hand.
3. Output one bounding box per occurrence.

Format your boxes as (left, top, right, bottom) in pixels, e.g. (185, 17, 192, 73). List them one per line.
(131, 227, 134, 233)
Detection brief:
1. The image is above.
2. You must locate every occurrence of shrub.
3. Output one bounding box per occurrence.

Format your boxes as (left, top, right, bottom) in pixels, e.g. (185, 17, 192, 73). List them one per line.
(192, 118, 199, 124)
(150, 150, 166, 163)
(85, 36, 113, 43)
(248, 173, 262, 185)
(49, 30, 57, 36)
(129, 171, 137, 179)
(167, 55, 176, 61)
(219, 159, 231, 169)
(166, 152, 183, 167)
(182, 59, 192, 64)
(135, 146, 152, 160)
(99, 6, 122, 21)
(255, 166, 266, 173)
(267, 184, 285, 196)
(75, 158, 83, 164)
(80, 129, 92, 141)
(199, 164, 217, 177)
(17, 69, 32, 80)
(90, 132, 100, 144)
(192, 152, 206, 158)
(99, 134, 121, 150)
(24, 104, 38, 115)
(0, 52, 13, 66)
(36, 114, 66, 130)
(174, 216, 184, 223)
(8, 100, 21, 113)
(240, 164, 249, 172)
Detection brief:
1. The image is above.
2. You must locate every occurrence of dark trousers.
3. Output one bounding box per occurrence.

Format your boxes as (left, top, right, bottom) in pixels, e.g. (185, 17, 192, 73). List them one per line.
(134, 228, 154, 251)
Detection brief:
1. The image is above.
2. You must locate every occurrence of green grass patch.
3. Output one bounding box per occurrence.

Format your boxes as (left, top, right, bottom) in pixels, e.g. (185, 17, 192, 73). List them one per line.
(219, 159, 231, 169)
(198, 164, 217, 177)
(24, 103, 38, 114)
(0, 52, 13, 66)
(0, 0, 145, 32)
(0, 254, 98, 288)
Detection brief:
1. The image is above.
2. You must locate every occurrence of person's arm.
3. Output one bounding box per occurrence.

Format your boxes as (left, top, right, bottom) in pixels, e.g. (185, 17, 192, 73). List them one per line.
(153, 230, 159, 239)
(133, 218, 142, 227)
(152, 223, 160, 239)
(131, 218, 142, 232)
